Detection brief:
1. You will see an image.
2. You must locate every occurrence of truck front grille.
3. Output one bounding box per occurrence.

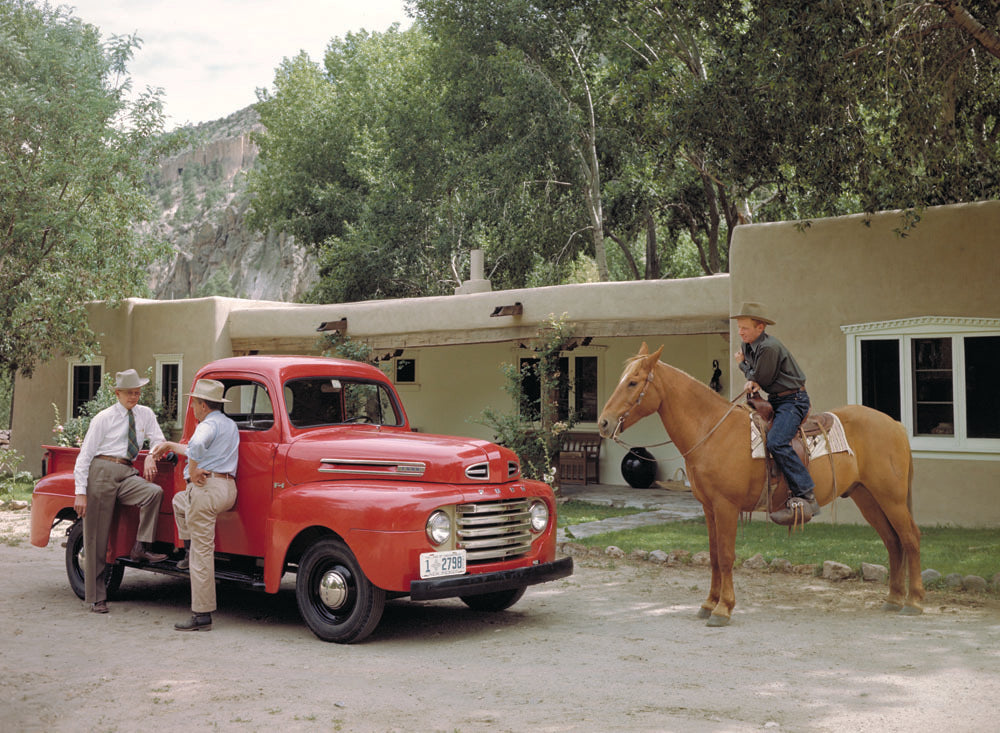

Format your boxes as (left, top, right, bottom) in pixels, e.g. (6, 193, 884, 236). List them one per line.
(455, 499, 532, 562)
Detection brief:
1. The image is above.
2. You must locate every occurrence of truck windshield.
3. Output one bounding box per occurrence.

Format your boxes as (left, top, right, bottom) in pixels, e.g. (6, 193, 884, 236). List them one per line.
(284, 378, 402, 428)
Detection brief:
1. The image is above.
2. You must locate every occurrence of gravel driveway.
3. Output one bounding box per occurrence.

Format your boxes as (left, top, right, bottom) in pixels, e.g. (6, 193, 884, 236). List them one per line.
(3, 509, 999, 732)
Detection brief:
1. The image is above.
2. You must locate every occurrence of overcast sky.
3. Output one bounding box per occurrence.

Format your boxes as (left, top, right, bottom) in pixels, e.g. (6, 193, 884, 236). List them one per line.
(66, 0, 413, 129)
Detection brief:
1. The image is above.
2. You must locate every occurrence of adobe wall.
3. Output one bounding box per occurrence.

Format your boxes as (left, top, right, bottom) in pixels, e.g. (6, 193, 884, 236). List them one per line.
(729, 200, 1000, 526)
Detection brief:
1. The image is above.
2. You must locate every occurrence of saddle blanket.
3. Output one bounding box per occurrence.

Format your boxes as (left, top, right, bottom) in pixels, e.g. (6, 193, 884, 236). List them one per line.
(751, 412, 854, 460)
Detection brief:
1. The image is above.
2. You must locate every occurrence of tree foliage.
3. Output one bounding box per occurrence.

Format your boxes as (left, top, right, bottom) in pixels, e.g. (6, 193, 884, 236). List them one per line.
(247, 1, 1000, 299)
(0, 1, 170, 378)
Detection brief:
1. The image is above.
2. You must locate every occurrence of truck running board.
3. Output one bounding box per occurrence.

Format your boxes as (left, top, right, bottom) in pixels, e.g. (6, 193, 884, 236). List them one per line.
(115, 556, 268, 592)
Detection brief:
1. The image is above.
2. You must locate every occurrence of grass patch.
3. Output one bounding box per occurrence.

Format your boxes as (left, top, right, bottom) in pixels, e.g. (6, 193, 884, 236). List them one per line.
(556, 500, 645, 527)
(560, 506, 1000, 580)
(1, 475, 35, 504)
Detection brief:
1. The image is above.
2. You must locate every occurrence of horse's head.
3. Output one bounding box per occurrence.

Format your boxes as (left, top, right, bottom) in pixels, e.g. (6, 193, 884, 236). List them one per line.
(597, 342, 664, 439)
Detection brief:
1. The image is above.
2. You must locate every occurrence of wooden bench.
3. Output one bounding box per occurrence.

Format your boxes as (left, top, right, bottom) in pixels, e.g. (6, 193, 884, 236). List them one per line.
(558, 431, 602, 485)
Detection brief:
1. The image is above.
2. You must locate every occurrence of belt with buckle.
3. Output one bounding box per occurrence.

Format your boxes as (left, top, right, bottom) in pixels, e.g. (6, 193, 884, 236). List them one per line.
(95, 454, 132, 466)
(208, 471, 236, 481)
(774, 387, 804, 397)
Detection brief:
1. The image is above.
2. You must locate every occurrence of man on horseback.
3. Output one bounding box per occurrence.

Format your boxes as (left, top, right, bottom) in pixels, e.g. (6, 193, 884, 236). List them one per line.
(732, 302, 821, 524)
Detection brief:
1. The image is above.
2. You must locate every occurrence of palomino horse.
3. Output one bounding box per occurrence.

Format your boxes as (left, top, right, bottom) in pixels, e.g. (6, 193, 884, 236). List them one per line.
(597, 343, 923, 627)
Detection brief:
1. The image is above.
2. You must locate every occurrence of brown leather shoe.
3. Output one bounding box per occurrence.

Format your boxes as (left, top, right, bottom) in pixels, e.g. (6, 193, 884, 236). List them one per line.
(91, 600, 109, 614)
(130, 540, 168, 564)
(175, 613, 212, 631)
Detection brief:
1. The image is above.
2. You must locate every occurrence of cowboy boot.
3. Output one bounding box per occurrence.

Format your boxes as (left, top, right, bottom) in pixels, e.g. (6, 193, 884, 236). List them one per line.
(770, 495, 815, 526)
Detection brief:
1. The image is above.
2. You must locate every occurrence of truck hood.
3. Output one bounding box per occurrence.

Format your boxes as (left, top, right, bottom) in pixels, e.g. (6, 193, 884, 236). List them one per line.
(283, 428, 520, 486)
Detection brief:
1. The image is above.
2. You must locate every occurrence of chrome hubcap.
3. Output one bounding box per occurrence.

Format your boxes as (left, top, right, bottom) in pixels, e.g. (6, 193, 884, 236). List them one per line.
(317, 569, 349, 609)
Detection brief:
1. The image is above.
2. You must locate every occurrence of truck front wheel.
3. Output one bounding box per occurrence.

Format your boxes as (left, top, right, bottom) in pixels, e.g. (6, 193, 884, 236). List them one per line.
(296, 537, 386, 643)
(65, 520, 124, 600)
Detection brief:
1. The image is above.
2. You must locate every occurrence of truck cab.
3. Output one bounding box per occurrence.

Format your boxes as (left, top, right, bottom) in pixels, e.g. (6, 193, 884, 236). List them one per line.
(31, 355, 572, 642)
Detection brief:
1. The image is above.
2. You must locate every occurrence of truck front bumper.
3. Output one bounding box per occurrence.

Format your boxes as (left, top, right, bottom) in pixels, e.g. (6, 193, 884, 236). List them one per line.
(409, 556, 574, 601)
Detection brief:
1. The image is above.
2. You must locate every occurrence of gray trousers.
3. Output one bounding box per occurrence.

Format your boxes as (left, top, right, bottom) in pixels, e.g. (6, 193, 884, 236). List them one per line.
(83, 460, 163, 604)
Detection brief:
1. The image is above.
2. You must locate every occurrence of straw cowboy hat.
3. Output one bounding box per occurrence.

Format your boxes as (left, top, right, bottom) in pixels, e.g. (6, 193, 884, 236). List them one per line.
(730, 301, 775, 325)
(186, 378, 230, 403)
(114, 369, 149, 390)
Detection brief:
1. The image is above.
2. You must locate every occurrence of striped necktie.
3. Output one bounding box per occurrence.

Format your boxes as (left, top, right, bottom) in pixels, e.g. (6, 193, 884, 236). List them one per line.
(126, 409, 139, 460)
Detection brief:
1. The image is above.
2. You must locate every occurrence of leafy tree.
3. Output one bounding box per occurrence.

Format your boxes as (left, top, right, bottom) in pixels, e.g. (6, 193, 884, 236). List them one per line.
(0, 1, 171, 385)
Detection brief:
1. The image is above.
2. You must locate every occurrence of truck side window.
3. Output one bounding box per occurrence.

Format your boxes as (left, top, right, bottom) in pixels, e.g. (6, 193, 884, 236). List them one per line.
(223, 381, 274, 431)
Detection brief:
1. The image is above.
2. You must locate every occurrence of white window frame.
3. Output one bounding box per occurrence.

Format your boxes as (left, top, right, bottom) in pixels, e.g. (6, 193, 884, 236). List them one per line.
(153, 353, 184, 429)
(66, 356, 106, 419)
(842, 316, 1000, 460)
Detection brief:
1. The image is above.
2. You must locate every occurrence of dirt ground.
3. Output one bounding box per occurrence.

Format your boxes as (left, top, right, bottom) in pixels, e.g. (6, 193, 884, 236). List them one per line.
(2, 508, 999, 733)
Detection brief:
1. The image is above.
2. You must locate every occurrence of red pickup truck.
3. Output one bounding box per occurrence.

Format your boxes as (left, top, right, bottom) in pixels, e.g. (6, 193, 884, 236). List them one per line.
(31, 355, 572, 642)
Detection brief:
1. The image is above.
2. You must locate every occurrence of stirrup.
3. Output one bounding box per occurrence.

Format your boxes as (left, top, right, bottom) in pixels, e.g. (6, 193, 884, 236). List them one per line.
(769, 497, 813, 527)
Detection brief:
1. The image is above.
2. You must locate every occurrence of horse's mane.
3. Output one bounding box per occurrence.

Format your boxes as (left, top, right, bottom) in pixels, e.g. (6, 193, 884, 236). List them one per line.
(621, 354, 731, 406)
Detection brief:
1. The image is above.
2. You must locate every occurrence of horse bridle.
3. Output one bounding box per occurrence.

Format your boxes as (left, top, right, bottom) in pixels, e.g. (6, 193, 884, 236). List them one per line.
(611, 365, 748, 460)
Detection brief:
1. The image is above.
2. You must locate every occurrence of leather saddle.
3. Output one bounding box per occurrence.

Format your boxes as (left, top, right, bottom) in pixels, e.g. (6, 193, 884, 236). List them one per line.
(746, 395, 835, 510)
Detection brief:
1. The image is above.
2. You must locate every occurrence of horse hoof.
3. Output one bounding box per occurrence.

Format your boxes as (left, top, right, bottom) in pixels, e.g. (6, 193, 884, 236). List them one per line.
(899, 605, 924, 616)
(696, 607, 712, 620)
(706, 614, 730, 627)
(881, 601, 903, 612)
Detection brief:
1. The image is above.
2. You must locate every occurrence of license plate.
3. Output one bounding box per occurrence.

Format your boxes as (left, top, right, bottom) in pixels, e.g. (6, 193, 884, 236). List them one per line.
(419, 549, 467, 579)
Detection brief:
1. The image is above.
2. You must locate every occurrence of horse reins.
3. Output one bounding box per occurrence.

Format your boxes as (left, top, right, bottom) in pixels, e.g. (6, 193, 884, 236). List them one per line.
(610, 367, 749, 460)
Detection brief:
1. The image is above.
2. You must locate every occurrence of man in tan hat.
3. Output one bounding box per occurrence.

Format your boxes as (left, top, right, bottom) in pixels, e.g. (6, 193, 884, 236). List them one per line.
(152, 379, 239, 631)
(732, 302, 820, 523)
(73, 368, 169, 613)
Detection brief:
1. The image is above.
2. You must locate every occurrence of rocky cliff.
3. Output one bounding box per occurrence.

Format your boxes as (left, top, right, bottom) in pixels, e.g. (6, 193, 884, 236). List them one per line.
(145, 107, 318, 302)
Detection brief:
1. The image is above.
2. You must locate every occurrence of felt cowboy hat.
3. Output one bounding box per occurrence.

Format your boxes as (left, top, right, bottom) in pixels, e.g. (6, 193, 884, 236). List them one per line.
(114, 369, 149, 390)
(186, 378, 230, 403)
(730, 301, 775, 325)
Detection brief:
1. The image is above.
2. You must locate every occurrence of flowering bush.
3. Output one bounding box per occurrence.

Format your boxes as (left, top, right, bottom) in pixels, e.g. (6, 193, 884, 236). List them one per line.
(477, 315, 576, 482)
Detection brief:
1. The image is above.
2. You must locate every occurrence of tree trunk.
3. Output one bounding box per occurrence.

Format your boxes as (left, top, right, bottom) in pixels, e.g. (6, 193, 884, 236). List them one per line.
(644, 209, 661, 279)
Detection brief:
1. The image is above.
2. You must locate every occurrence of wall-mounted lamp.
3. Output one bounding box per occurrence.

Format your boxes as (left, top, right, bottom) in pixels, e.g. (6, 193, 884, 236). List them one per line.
(490, 302, 523, 317)
(316, 318, 347, 333)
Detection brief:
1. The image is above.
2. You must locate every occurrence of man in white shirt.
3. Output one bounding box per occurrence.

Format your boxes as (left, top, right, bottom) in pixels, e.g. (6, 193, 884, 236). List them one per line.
(73, 369, 168, 613)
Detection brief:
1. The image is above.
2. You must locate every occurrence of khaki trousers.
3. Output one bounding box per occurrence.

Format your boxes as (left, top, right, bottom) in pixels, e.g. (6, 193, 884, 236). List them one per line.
(83, 460, 164, 604)
(172, 476, 237, 613)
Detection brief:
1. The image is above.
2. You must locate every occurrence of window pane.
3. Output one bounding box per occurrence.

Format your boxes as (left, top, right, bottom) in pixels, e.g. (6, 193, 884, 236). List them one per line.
(72, 365, 101, 417)
(965, 335, 1000, 439)
(395, 358, 415, 383)
(912, 338, 953, 436)
(226, 382, 274, 431)
(160, 363, 179, 424)
(860, 340, 900, 420)
(556, 357, 569, 421)
(574, 356, 598, 422)
(519, 358, 540, 421)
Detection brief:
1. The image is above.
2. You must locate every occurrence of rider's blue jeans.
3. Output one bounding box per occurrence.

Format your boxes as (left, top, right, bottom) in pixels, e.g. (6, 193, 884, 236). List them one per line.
(766, 390, 815, 496)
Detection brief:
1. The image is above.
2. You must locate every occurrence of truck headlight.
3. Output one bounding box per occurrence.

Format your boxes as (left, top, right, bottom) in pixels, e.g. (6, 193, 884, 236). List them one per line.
(529, 500, 549, 533)
(425, 510, 451, 546)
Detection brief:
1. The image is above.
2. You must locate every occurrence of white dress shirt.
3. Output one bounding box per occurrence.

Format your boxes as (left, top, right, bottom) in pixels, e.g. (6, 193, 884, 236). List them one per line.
(74, 402, 165, 495)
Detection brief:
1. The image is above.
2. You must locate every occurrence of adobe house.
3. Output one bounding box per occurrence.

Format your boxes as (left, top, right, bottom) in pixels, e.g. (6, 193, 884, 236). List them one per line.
(12, 274, 731, 492)
(11, 201, 999, 526)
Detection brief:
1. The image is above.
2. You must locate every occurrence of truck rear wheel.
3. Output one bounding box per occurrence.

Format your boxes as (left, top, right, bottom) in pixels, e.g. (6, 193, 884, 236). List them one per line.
(296, 537, 386, 643)
(460, 587, 526, 611)
(65, 520, 124, 600)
